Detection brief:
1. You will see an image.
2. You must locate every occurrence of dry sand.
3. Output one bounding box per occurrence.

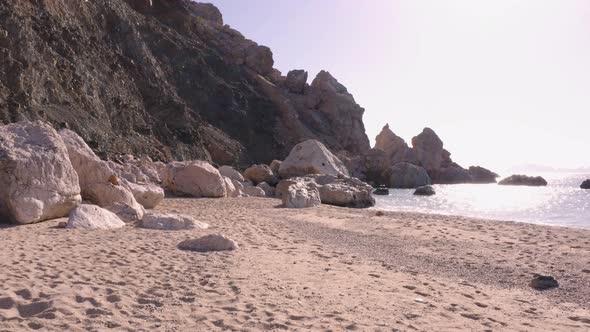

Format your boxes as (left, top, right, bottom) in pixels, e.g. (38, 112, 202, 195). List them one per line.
(1, 197, 589, 331)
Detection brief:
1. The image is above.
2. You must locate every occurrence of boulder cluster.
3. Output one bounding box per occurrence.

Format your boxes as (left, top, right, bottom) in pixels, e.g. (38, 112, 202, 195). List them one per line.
(357, 124, 498, 188)
(0, 121, 377, 227)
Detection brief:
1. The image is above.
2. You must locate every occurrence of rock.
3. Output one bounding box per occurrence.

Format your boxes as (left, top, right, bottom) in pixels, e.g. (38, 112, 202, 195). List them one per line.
(165, 161, 227, 197)
(373, 186, 389, 196)
(66, 204, 125, 230)
(141, 212, 209, 230)
(374, 124, 416, 163)
(389, 162, 432, 189)
(243, 164, 277, 185)
(279, 140, 350, 178)
(411, 128, 446, 174)
(285, 70, 308, 94)
(222, 176, 240, 198)
(245, 45, 274, 75)
(581, 180, 590, 189)
(0, 121, 81, 224)
(530, 274, 559, 290)
(437, 165, 473, 184)
(314, 175, 375, 208)
(105, 202, 145, 223)
(59, 129, 145, 220)
(218, 165, 245, 182)
(178, 234, 239, 252)
(278, 175, 375, 208)
(124, 181, 165, 209)
(282, 182, 322, 209)
(414, 185, 436, 196)
(270, 160, 282, 176)
(242, 185, 266, 197)
(498, 175, 548, 187)
(57, 221, 67, 228)
(468, 166, 499, 184)
(257, 182, 275, 197)
(187, 2, 223, 25)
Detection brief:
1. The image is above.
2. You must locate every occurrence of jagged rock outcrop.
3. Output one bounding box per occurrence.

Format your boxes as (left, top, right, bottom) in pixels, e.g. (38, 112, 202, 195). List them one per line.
(468, 166, 499, 184)
(0, 121, 81, 224)
(0, 0, 370, 167)
(499, 175, 548, 187)
(374, 124, 416, 163)
(279, 140, 350, 178)
(285, 70, 308, 94)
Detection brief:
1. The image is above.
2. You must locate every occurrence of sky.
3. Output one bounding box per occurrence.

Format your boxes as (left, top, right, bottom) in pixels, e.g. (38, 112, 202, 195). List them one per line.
(207, 0, 590, 171)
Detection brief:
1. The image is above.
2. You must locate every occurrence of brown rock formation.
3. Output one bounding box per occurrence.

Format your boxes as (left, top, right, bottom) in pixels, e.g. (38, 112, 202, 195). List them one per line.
(0, 0, 370, 167)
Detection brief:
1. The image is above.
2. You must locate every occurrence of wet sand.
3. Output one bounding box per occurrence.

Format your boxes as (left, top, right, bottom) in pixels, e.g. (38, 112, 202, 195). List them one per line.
(1, 197, 589, 331)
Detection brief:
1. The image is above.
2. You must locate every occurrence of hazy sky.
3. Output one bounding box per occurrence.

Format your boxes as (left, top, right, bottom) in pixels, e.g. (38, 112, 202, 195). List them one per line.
(207, 0, 590, 170)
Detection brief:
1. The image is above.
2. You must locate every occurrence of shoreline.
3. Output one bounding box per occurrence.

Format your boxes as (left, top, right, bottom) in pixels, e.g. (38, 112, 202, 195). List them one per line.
(1, 197, 589, 331)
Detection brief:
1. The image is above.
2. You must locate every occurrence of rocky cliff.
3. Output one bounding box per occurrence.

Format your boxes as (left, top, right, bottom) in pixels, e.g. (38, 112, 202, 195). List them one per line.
(0, 0, 370, 165)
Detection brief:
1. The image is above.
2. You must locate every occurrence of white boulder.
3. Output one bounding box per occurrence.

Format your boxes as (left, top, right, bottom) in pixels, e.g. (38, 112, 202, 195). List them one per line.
(141, 213, 209, 230)
(219, 165, 245, 182)
(165, 161, 226, 198)
(282, 182, 321, 209)
(59, 129, 145, 220)
(124, 181, 165, 209)
(66, 204, 125, 230)
(0, 121, 81, 224)
(279, 140, 349, 178)
(222, 176, 240, 198)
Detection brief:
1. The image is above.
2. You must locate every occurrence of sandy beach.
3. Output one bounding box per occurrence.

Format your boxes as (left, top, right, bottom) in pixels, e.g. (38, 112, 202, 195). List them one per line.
(1, 197, 589, 331)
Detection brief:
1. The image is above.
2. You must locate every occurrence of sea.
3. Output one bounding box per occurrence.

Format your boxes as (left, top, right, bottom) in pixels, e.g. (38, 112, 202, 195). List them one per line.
(374, 173, 590, 229)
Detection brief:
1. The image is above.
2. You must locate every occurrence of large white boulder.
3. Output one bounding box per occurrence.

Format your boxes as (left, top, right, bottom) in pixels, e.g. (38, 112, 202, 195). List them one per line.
(178, 234, 239, 252)
(0, 121, 81, 224)
(279, 140, 349, 178)
(124, 181, 165, 209)
(218, 165, 245, 182)
(141, 212, 209, 230)
(66, 204, 125, 230)
(59, 129, 145, 221)
(282, 182, 321, 209)
(277, 175, 375, 208)
(165, 161, 226, 198)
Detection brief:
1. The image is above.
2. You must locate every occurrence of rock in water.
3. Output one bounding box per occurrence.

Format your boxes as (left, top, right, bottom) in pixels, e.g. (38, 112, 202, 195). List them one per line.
(499, 175, 548, 187)
(373, 186, 390, 196)
(66, 205, 125, 230)
(581, 180, 590, 189)
(165, 161, 227, 198)
(243, 164, 277, 185)
(279, 140, 350, 178)
(141, 213, 208, 231)
(414, 185, 436, 196)
(468, 166, 499, 184)
(0, 121, 81, 224)
(389, 162, 431, 189)
(530, 275, 559, 290)
(178, 234, 239, 252)
(282, 183, 322, 209)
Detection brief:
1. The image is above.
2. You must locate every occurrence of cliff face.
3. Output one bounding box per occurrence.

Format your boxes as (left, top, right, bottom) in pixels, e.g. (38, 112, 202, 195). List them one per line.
(0, 0, 370, 165)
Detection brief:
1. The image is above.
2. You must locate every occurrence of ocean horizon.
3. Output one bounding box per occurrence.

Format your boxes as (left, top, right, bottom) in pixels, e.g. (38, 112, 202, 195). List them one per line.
(375, 172, 590, 229)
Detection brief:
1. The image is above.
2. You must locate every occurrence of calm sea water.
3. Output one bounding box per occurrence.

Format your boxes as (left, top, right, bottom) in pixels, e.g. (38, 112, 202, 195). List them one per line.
(374, 173, 590, 229)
